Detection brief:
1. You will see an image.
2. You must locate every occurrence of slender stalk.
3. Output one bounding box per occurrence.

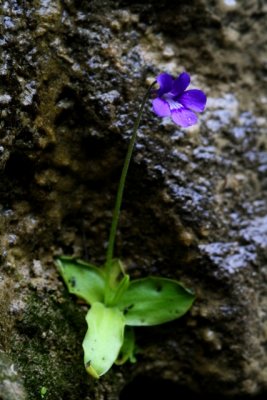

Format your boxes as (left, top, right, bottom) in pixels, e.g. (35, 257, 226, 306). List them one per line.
(105, 81, 156, 270)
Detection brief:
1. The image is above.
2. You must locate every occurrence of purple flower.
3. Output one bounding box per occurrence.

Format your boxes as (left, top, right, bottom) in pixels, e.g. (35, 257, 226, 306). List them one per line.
(152, 72, 207, 127)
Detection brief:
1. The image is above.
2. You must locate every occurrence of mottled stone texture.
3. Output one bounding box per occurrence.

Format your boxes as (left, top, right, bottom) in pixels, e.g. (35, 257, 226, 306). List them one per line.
(0, 0, 267, 399)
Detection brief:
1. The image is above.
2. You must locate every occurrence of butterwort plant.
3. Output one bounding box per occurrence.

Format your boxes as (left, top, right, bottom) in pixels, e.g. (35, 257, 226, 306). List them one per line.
(56, 72, 206, 378)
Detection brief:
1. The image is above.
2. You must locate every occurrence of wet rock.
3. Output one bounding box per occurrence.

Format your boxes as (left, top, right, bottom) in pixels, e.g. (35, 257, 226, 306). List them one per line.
(0, 0, 266, 399)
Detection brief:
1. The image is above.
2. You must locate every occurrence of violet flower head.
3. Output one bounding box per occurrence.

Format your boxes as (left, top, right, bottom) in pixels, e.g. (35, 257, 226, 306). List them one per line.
(152, 72, 207, 127)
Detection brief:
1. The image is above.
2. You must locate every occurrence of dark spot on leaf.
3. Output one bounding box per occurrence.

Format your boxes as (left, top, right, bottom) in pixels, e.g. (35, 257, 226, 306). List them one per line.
(85, 360, 91, 368)
(123, 304, 134, 315)
(102, 357, 106, 361)
(68, 276, 76, 287)
(155, 284, 163, 292)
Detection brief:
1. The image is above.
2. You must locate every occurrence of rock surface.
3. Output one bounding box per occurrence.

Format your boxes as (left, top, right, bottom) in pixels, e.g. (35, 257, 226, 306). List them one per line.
(0, 0, 267, 399)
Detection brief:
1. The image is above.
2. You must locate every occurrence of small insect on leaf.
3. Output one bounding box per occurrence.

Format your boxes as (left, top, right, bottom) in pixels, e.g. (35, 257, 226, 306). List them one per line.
(117, 277, 195, 326)
(83, 302, 126, 378)
(55, 256, 106, 305)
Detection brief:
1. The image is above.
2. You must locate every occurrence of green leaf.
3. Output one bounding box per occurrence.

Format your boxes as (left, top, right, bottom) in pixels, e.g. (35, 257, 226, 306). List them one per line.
(115, 326, 136, 365)
(106, 258, 126, 288)
(55, 256, 105, 305)
(83, 302, 125, 378)
(40, 386, 47, 398)
(105, 274, 130, 306)
(104, 259, 130, 306)
(117, 277, 195, 326)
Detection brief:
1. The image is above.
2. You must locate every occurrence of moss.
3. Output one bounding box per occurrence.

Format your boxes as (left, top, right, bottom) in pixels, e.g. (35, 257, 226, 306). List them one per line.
(12, 292, 93, 400)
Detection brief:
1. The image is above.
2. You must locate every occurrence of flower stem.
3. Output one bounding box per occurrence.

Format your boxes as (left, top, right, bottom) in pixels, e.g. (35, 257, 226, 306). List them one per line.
(105, 81, 156, 271)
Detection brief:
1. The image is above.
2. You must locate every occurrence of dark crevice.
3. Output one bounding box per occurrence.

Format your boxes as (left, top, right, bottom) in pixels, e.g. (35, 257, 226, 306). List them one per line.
(4, 151, 35, 181)
(120, 376, 267, 400)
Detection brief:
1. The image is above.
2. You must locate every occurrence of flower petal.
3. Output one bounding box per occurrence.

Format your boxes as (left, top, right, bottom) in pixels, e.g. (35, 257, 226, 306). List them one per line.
(171, 72, 190, 96)
(156, 73, 173, 96)
(152, 98, 171, 117)
(178, 89, 207, 112)
(171, 108, 198, 127)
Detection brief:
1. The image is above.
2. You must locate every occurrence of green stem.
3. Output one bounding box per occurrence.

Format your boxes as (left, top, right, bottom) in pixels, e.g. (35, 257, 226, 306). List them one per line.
(105, 81, 156, 271)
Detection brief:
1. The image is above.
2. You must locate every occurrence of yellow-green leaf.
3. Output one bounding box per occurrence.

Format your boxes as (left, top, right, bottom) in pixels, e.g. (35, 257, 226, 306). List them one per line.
(83, 302, 125, 378)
